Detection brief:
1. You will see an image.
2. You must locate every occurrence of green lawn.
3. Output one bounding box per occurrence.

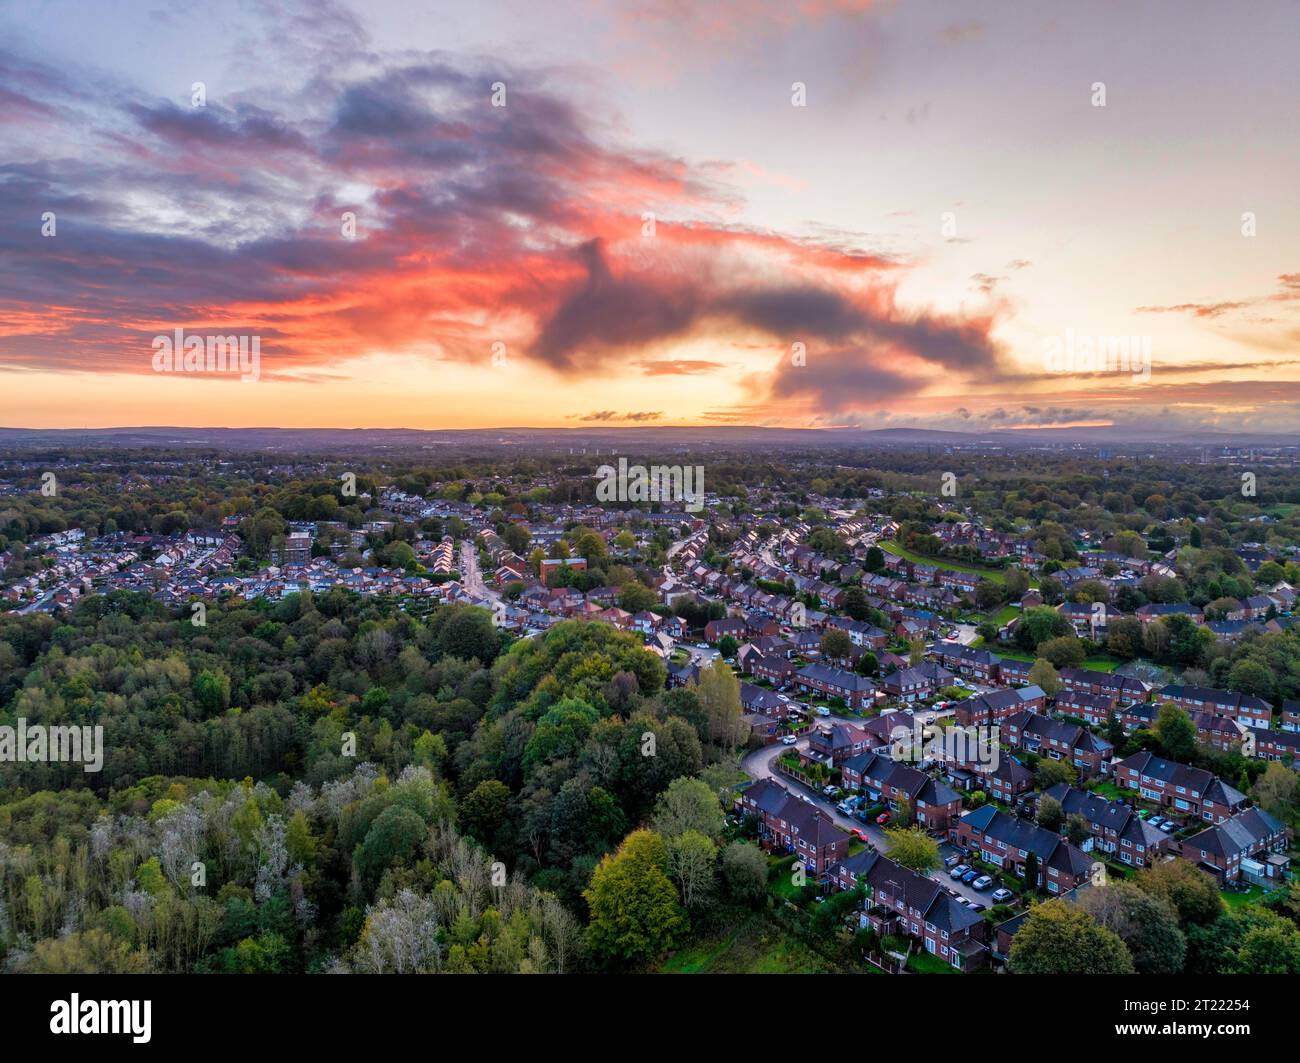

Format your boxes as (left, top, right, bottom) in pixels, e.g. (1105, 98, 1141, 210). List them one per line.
(1090, 781, 1126, 801)
(660, 914, 848, 973)
(991, 648, 1122, 672)
(1221, 885, 1270, 909)
(879, 541, 1039, 588)
(906, 950, 960, 974)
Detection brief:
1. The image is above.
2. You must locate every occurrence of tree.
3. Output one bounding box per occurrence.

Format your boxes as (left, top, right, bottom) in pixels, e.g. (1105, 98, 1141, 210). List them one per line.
(502, 522, 531, 555)
(664, 830, 717, 912)
(1028, 657, 1060, 697)
(1135, 860, 1223, 927)
(652, 777, 725, 841)
(583, 830, 687, 968)
(717, 634, 739, 659)
(864, 546, 885, 573)
(354, 805, 428, 888)
(884, 826, 939, 873)
(1078, 881, 1186, 974)
(1252, 761, 1298, 819)
(975, 581, 1005, 611)
(460, 779, 511, 843)
(820, 628, 851, 661)
(1036, 759, 1076, 789)
(843, 587, 869, 620)
(1065, 812, 1090, 848)
(856, 651, 878, 677)
(1008, 900, 1135, 974)
(436, 605, 500, 664)
(1038, 635, 1085, 669)
(720, 841, 768, 905)
(693, 661, 746, 755)
(619, 581, 658, 614)
(1228, 658, 1274, 700)
(1153, 703, 1197, 762)
(1036, 795, 1064, 832)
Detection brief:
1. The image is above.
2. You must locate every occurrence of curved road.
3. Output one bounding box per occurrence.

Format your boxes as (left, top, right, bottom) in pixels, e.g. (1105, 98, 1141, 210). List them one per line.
(740, 737, 990, 905)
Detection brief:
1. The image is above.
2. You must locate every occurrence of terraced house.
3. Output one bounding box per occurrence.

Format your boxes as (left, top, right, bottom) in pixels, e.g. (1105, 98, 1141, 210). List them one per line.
(735, 778, 851, 875)
(840, 751, 965, 831)
(832, 851, 988, 971)
(1041, 784, 1171, 868)
(954, 686, 1046, 728)
(953, 807, 1094, 894)
(795, 663, 877, 710)
(1181, 807, 1290, 884)
(1156, 684, 1273, 730)
(1112, 751, 1249, 824)
(1001, 710, 1113, 779)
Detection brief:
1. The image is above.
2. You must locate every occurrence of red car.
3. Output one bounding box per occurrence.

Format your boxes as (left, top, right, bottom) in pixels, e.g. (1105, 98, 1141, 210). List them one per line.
(850, 828, 869, 843)
(875, 812, 890, 825)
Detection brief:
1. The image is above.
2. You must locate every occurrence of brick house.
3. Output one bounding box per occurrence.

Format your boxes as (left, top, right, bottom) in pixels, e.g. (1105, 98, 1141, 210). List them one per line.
(1055, 690, 1117, 728)
(955, 686, 1046, 728)
(953, 807, 1093, 895)
(1181, 807, 1289, 884)
(1059, 668, 1150, 706)
(806, 721, 876, 765)
(938, 645, 1001, 682)
(704, 617, 748, 644)
(1156, 684, 1273, 730)
(832, 851, 988, 971)
(795, 663, 877, 709)
(751, 653, 798, 687)
(1248, 727, 1300, 763)
(1191, 711, 1246, 753)
(995, 656, 1035, 686)
(841, 751, 965, 831)
(1111, 751, 1249, 824)
(1041, 783, 1170, 868)
(736, 778, 851, 875)
(1002, 710, 1112, 779)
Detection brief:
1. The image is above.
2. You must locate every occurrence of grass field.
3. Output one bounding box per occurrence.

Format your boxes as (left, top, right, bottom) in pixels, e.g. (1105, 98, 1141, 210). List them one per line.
(906, 950, 960, 974)
(991, 647, 1122, 672)
(879, 541, 1039, 588)
(659, 914, 851, 974)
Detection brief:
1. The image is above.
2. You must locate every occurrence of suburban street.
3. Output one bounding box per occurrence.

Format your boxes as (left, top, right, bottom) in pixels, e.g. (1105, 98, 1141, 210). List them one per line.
(739, 737, 990, 905)
(458, 540, 501, 605)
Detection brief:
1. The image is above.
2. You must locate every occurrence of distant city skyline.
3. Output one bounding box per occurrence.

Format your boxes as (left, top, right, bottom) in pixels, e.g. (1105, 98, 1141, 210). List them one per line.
(3, 0, 1299, 433)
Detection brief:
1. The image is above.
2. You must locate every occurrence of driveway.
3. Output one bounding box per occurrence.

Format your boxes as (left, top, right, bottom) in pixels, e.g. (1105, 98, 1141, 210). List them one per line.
(740, 738, 991, 905)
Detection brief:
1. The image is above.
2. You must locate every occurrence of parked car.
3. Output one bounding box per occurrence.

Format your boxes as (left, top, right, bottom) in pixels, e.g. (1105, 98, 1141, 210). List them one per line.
(967, 901, 987, 913)
(1148, 816, 1164, 828)
(875, 811, 890, 825)
(944, 854, 961, 868)
(1159, 820, 1176, 833)
(850, 828, 869, 843)
(949, 864, 971, 880)
(780, 734, 798, 746)
(972, 875, 993, 891)
(955, 896, 972, 908)
(815, 706, 831, 717)
(822, 784, 840, 798)
(990, 887, 1014, 903)
(961, 869, 979, 884)
(1136, 809, 1150, 819)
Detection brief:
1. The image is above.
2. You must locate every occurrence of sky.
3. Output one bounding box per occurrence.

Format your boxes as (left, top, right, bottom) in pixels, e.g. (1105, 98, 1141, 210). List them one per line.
(2, 0, 1299, 433)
